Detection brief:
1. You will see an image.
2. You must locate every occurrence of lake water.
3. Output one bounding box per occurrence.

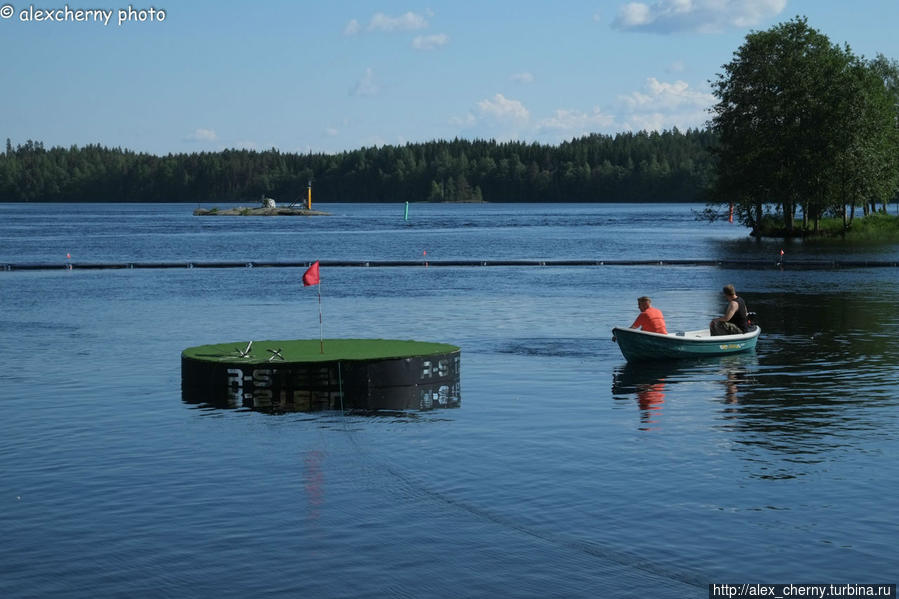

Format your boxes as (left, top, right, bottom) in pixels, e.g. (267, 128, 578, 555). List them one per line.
(1, 203, 898, 598)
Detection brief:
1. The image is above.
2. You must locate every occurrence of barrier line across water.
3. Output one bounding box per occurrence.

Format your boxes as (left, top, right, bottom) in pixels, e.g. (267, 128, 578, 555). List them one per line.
(2, 259, 899, 271)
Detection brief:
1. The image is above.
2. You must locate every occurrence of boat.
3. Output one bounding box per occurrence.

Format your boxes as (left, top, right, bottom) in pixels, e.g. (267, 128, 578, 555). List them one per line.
(612, 325, 760, 362)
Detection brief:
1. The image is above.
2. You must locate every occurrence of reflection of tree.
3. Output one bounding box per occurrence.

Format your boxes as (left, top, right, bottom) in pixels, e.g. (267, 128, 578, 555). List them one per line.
(751, 290, 895, 350)
(711, 287, 899, 477)
(613, 281, 899, 478)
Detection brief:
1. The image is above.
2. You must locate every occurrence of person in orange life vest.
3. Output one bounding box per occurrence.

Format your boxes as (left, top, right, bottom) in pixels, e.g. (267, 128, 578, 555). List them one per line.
(630, 296, 668, 334)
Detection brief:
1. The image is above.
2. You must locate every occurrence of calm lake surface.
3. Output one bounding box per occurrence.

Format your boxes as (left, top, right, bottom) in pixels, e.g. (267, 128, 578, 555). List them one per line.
(1, 203, 898, 598)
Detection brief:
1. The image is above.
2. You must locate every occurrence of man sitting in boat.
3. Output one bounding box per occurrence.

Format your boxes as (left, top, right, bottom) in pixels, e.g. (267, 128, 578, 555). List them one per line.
(629, 296, 668, 334)
(710, 284, 749, 336)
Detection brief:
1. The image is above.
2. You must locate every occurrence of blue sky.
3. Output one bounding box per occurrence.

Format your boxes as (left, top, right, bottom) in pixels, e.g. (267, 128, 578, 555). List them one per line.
(2, 0, 898, 155)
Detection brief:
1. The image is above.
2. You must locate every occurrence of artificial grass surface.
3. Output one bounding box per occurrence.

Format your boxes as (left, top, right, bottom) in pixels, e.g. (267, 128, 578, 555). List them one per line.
(182, 338, 460, 363)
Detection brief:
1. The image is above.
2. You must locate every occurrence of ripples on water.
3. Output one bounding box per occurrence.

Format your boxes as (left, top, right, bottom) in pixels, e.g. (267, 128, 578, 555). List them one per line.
(1, 204, 898, 597)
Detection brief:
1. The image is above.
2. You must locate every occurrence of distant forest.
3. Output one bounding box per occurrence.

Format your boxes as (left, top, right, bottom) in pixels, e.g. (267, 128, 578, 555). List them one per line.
(0, 130, 717, 204)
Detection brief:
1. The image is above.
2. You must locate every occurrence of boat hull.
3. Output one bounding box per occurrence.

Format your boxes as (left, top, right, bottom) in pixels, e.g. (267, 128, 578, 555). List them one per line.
(612, 326, 760, 362)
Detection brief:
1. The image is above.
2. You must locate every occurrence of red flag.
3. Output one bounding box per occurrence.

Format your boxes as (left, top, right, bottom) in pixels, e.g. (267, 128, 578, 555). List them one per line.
(303, 261, 320, 286)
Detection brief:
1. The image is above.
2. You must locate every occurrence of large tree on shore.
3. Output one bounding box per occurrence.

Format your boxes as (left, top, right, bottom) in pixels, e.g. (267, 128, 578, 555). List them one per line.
(709, 16, 899, 234)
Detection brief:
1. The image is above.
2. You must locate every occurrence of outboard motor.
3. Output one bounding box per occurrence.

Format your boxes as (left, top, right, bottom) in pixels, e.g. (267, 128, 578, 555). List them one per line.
(747, 311, 759, 330)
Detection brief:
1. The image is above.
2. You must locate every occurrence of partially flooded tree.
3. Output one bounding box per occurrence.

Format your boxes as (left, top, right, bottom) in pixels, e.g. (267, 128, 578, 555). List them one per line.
(832, 55, 899, 226)
(862, 54, 899, 216)
(709, 16, 899, 236)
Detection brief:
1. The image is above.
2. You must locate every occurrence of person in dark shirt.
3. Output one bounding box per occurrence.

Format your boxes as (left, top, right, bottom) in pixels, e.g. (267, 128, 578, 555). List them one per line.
(710, 284, 749, 335)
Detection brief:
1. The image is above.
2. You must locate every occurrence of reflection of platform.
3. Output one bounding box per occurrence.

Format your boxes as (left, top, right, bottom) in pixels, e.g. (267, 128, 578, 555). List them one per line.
(182, 339, 460, 412)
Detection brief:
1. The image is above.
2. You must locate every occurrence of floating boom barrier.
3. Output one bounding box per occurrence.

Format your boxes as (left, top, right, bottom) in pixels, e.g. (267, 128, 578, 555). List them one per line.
(3, 259, 899, 271)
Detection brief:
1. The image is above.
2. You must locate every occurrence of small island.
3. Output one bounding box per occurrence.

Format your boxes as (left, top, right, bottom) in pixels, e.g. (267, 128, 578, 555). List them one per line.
(194, 194, 329, 216)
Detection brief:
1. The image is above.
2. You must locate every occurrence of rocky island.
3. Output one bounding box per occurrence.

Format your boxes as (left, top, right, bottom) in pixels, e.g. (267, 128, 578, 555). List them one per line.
(194, 196, 329, 216)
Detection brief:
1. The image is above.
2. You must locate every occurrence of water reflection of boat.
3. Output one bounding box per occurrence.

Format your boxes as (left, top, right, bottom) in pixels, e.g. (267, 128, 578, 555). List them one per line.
(612, 361, 682, 394)
(613, 355, 758, 428)
(612, 362, 681, 429)
(612, 326, 760, 362)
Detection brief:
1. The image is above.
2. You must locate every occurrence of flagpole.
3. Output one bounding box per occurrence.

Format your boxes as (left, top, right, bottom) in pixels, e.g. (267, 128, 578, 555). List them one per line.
(318, 280, 324, 354)
(302, 260, 323, 353)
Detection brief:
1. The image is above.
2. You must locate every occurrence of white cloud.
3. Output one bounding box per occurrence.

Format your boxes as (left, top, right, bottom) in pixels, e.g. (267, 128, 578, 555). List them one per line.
(476, 93, 530, 125)
(343, 19, 361, 36)
(367, 11, 428, 32)
(448, 77, 713, 145)
(449, 113, 477, 127)
(325, 127, 339, 137)
(350, 67, 379, 97)
(619, 77, 714, 110)
(615, 2, 652, 27)
(611, 0, 786, 34)
(537, 107, 616, 136)
(450, 94, 530, 141)
(730, 0, 788, 27)
(412, 33, 449, 50)
(621, 112, 670, 132)
(617, 77, 714, 131)
(510, 72, 535, 84)
(185, 128, 217, 142)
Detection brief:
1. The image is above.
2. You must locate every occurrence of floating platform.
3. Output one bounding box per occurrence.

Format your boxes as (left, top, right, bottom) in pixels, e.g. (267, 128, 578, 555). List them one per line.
(181, 338, 460, 413)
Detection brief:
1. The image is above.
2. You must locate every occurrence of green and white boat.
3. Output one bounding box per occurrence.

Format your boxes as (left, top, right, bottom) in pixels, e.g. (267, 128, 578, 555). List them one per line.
(612, 326, 760, 362)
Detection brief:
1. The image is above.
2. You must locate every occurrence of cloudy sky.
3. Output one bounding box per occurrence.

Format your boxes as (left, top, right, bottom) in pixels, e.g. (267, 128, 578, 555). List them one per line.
(2, 0, 898, 155)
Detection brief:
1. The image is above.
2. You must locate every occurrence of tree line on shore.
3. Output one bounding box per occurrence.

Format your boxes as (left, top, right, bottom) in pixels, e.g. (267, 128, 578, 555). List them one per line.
(3, 16, 898, 237)
(0, 130, 716, 204)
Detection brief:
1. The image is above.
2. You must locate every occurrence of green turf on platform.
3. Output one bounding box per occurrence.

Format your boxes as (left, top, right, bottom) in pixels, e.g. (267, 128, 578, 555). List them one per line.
(182, 338, 460, 364)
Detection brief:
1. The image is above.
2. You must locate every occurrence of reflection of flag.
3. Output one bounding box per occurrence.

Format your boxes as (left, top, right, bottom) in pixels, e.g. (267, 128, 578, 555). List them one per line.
(303, 261, 320, 286)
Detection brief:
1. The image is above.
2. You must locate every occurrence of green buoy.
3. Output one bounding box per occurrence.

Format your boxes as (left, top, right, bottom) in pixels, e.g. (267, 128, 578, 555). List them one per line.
(182, 338, 461, 412)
